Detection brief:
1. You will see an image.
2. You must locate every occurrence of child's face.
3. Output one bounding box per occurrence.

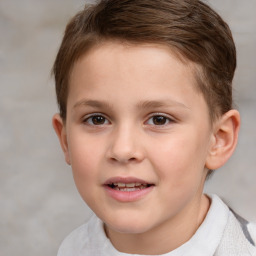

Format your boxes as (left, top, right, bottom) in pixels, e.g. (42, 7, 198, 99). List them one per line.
(60, 42, 214, 236)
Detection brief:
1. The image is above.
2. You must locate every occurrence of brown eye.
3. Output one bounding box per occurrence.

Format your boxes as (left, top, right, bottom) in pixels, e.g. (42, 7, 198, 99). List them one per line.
(146, 115, 171, 126)
(84, 115, 109, 125)
(91, 116, 106, 125)
(152, 116, 168, 125)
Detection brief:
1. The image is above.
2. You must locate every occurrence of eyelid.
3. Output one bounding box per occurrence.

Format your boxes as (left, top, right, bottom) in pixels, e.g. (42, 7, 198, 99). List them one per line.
(148, 112, 175, 120)
(145, 112, 175, 125)
(82, 112, 111, 125)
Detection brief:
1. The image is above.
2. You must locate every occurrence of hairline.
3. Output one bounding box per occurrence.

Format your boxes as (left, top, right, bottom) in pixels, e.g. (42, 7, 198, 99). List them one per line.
(62, 38, 218, 125)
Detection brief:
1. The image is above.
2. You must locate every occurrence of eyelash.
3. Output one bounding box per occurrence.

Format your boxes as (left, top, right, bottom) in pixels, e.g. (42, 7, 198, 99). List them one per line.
(82, 113, 174, 127)
(146, 113, 174, 126)
(82, 113, 110, 126)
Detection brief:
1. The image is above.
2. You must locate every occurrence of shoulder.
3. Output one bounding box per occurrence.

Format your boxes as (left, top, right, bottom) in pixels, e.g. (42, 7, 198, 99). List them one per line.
(230, 209, 256, 248)
(57, 214, 103, 256)
(57, 221, 90, 256)
(248, 222, 256, 246)
(215, 201, 256, 256)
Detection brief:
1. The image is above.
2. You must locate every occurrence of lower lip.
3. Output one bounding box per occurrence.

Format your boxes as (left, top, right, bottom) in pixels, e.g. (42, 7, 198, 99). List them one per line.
(104, 185, 154, 202)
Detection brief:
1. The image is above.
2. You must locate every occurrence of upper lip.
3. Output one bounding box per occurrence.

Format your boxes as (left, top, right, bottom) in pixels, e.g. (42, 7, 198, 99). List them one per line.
(104, 176, 153, 185)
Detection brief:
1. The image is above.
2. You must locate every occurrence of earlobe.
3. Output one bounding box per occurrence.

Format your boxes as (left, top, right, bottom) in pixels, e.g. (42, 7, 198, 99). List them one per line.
(206, 110, 240, 170)
(52, 114, 71, 165)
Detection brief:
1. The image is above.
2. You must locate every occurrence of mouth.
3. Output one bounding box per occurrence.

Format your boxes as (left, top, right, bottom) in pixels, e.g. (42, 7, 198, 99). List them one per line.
(104, 177, 154, 191)
(103, 177, 154, 202)
(107, 182, 152, 192)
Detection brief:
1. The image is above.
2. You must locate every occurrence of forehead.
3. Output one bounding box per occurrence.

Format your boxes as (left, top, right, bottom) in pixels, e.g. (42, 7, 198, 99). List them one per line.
(76, 41, 190, 68)
(68, 41, 208, 116)
(70, 41, 197, 88)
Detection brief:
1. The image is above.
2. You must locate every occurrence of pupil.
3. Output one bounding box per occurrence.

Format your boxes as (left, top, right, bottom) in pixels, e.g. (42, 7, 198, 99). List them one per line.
(153, 116, 166, 125)
(92, 116, 105, 125)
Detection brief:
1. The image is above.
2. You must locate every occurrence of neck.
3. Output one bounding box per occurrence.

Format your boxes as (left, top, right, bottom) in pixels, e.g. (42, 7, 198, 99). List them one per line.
(105, 194, 210, 255)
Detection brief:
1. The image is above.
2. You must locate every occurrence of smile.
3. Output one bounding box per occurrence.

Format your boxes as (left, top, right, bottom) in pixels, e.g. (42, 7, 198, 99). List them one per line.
(104, 177, 154, 202)
(108, 182, 151, 191)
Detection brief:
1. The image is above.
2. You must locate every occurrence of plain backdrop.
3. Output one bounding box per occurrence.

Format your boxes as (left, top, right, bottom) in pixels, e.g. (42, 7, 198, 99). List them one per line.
(0, 0, 255, 255)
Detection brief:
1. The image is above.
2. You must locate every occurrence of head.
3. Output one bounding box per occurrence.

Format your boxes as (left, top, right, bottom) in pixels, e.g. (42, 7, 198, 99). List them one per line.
(53, 0, 236, 123)
(52, 1, 240, 253)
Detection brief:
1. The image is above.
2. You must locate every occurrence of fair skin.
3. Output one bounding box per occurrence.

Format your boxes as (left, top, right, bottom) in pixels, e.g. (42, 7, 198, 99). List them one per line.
(53, 42, 240, 255)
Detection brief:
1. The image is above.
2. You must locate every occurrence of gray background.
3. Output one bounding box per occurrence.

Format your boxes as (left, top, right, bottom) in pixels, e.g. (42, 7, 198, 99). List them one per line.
(0, 0, 255, 255)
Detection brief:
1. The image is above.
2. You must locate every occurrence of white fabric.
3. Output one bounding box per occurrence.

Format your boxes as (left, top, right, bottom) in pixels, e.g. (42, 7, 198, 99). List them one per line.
(57, 195, 256, 256)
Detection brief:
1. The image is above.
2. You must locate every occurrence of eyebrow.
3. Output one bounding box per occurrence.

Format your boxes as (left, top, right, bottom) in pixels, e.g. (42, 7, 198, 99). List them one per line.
(73, 99, 113, 110)
(73, 98, 189, 111)
(136, 99, 189, 110)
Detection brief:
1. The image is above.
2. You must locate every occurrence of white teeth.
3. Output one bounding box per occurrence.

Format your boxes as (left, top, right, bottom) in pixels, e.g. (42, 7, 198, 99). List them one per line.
(120, 187, 138, 192)
(113, 183, 140, 188)
(116, 183, 125, 187)
(125, 183, 135, 188)
(124, 188, 137, 191)
(110, 182, 150, 190)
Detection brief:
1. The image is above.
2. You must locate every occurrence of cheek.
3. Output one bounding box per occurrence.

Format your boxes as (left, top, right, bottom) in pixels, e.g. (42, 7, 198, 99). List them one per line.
(149, 130, 209, 181)
(151, 133, 209, 207)
(68, 134, 104, 183)
(67, 136, 105, 207)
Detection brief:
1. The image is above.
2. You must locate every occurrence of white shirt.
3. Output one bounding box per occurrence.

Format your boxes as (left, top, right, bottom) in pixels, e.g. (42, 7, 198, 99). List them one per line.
(57, 195, 256, 256)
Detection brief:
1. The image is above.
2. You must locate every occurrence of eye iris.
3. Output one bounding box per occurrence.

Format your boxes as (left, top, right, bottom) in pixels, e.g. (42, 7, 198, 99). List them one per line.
(153, 116, 167, 125)
(92, 116, 105, 125)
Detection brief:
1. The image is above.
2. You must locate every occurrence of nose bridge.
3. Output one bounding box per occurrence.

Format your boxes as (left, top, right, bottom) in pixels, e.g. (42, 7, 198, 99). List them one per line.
(107, 121, 144, 163)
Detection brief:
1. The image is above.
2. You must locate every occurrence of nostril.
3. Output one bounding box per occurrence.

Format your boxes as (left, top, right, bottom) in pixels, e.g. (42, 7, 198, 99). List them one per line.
(107, 142, 145, 163)
(109, 156, 138, 164)
(110, 157, 118, 162)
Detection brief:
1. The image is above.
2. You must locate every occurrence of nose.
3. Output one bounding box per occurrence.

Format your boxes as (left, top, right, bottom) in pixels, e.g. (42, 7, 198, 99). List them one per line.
(106, 124, 145, 164)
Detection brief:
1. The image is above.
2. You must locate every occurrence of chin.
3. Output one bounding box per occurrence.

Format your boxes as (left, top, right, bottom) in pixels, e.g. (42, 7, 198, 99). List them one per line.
(104, 214, 153, 234)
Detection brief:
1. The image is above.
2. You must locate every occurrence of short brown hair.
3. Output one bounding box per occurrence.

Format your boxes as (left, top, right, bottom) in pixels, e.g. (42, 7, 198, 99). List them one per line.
(53, 0, 236, 121)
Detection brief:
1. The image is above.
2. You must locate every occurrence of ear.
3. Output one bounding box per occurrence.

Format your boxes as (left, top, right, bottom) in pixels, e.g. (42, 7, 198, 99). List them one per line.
(206, 109, 240, 170)
(52, 113, 71, 165)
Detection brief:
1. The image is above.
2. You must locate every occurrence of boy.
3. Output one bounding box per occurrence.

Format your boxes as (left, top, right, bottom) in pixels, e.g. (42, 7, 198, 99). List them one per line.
(52, 0, 256, 255)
